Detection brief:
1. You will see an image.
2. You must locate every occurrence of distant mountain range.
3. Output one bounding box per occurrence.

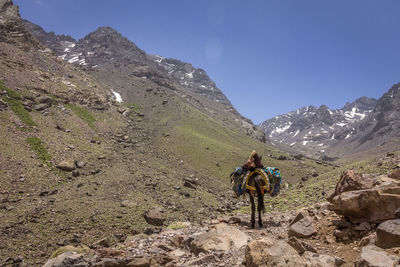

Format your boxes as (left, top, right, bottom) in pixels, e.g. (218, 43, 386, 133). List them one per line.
(259, 85, 400, 157)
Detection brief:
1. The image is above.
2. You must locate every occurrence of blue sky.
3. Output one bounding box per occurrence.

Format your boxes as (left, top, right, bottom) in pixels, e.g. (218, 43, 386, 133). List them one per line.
(15, 0, 400, 123)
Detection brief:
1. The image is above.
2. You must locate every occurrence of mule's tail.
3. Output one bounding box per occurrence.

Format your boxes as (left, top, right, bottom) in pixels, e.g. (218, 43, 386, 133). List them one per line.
(255, 178, 265, 213)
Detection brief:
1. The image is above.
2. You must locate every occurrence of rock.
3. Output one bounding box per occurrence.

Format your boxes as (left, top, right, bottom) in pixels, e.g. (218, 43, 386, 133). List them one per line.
(396, 208, 400, 219)
(302, 252, 338, 267)
(376, 219, 400, 249)
(117, 107, 126, 113)
(245, 237, 307, 267)
(0, 98, 8, 110)
(120, 200, 137, 208)
(329, 186, 400, 223)
(35, 95, 53, 104)
(57, 161, 76, 172)
(289, 210, 309, 226)
(124, 234, 148, 248)
(90, 237, 110, 249)
(169, 249, 186, 258)
(43, 252, 85, 267)
(354, 245, 400, 267)
(288, 237, 305, 254)
(185, 254, 218, 266)
(75, 161, 85, 168)
(389, 169, 400, 180)
(144, 208, 165, 226)
(360, 232, 378, 247)
(334, 229, 351, 241)
(190, 223, 248, 255)
(327, 170, 374, 202)
(332, 220, 352, 229)
(288, 216, 317, 238)
(354, 222, 372, 231)
(277, 155, 287, 160)
(183, 180, 196, 189)
(33, 103, 50, 111)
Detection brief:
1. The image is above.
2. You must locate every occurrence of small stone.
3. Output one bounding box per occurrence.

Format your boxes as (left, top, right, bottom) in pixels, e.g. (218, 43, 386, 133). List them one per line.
(354, 222, 371, 231)
(395, 208, 400, 219)
(144, 208, 165, 226)
(57, 161, 76, 172)
(90, 237, 110, 249)
(75, 161, 85, 168)
(33, 103, 50, 111)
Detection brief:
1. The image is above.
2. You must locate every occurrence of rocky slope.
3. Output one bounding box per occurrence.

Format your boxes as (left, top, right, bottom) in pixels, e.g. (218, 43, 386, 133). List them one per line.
(40, 162, 400, 267)
(0, 1, 335, 265)
(259, 91, 400, 158)
(22, 20, 266, 143)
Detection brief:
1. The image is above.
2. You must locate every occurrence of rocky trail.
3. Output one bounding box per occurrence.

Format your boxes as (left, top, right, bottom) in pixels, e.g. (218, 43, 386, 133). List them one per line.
(33, 166, 400, 267)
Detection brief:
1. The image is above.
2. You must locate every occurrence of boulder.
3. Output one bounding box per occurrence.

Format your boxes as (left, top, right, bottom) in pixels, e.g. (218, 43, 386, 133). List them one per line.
(245, 237, 307, 267)
(43, 252, 85, 267)
(33, 103, 50, 111)
(144, 208, 165, 226)
(354, 245, 400, 267)
(376, 219, 400, 249)
(288, 216, 316, 238)
(389, 169, 400, 180)
(302, 252, 339, 267)
(327, 170, 374, 202)
(190, 223, 248, 255)
(35, 95, 53, 104)
(57, 161, 76, 172)
(329, 187, 400, 223)
(289, 210, 309, 226)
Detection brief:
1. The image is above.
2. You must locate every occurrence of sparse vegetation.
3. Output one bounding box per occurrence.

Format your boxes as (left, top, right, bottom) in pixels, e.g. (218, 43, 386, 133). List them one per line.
(0, 80, 36, 127)
(168, 221, 190, 230)
(66, 103, 96, 130)
(26, 137, 51, 165)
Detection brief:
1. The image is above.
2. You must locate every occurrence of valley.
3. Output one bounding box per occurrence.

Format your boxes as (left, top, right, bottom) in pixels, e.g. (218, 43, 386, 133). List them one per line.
(1, 0, 400, 266)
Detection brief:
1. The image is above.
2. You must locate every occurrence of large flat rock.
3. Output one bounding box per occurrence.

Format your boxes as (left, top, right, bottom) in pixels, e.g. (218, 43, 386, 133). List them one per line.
(190, 223, 248, 255)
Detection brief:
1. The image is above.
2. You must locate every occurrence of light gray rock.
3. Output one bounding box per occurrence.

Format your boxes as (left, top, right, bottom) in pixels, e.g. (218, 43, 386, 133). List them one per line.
(245, 237, 307, 267)
(355, 245, 400, 267)
(42, 252, 85, 267)
(190, 223, 248, 255)
(57, 161, 76, 172)
(288, 216, 317, 238)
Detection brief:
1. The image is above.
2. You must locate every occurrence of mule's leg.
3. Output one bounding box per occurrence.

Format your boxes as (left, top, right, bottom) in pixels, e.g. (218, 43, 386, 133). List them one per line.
(250, 194, 255, 228)
(258, 195, 264, 227)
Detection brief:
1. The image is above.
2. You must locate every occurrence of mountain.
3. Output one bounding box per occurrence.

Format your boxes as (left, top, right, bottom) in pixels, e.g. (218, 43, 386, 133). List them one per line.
(346, 83, 400, 153)
(0, 1, 335, 265)
(260, 82, 400, 158)
(259, 97, 378, 157)
(22, 20, 266, 142)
